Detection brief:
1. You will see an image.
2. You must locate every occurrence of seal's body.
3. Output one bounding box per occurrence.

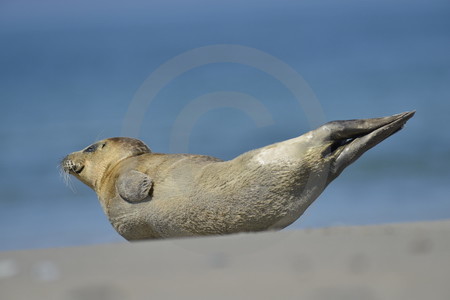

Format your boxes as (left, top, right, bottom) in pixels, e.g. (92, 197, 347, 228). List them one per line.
(62, 112, 414, 240)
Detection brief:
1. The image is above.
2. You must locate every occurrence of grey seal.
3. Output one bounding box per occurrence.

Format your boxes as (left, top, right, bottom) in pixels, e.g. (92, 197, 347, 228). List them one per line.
(61, 111, 415, 240)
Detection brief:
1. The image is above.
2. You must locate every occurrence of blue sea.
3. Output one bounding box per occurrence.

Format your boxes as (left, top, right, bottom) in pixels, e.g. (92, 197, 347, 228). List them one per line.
(1, 0, 449, 251)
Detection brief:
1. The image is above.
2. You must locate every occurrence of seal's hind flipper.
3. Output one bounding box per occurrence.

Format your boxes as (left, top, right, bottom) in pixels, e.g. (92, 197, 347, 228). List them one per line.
(117, 170, 153, 203)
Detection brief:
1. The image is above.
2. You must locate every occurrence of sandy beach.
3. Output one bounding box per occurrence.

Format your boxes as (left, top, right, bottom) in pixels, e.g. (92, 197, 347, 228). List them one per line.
(1, 220, 449, 299)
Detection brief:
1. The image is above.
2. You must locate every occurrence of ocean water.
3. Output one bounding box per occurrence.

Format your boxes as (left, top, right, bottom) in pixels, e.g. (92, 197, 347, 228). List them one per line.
(1, 0, 449, 251)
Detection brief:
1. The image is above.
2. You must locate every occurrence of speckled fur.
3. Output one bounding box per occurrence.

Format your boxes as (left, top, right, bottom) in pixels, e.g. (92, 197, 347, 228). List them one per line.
(61, 112, 414, 240)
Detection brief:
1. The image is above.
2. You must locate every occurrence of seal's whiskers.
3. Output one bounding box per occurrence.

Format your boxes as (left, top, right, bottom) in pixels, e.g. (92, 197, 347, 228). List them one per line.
(58, 162, 77, 193)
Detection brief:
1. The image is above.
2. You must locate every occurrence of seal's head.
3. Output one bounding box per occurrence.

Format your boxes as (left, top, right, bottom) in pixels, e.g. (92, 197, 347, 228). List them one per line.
(61, 137, 150, 190)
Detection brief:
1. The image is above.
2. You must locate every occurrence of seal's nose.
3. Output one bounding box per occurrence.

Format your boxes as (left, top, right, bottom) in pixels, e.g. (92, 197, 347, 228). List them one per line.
(60, 156, 70, 172)
(61, 155, 84, 174)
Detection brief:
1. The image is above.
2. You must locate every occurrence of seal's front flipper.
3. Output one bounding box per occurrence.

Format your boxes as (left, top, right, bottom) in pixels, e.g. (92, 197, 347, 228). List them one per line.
(116, 170, 153, 203)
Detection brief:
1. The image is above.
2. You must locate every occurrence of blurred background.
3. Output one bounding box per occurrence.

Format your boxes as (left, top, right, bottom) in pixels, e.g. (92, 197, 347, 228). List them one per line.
(0, 0, 449, 251)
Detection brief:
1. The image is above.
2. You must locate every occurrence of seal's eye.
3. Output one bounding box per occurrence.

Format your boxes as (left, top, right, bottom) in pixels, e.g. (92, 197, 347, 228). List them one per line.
(83, 144, 98, 153)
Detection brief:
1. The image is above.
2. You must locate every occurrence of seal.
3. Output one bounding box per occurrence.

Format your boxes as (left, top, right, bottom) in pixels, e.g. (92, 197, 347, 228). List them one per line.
(61, 111, 415, 240)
